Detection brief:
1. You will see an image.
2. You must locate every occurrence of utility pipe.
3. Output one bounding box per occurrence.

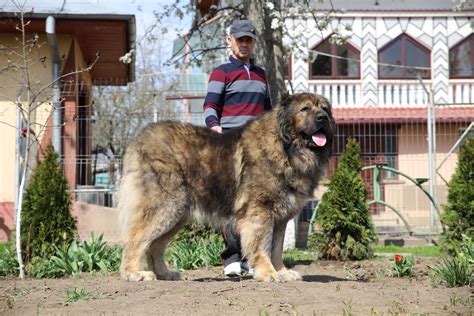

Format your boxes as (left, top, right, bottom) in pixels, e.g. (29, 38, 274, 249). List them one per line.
(46, 16, 62, 155)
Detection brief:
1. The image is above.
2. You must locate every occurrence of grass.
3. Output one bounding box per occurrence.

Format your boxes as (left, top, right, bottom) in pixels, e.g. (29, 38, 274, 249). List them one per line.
(64, 287, 94, 302)
(0, 242, 12, 253)
(283, 249, 316, 267)
(374, 245, 441, 256)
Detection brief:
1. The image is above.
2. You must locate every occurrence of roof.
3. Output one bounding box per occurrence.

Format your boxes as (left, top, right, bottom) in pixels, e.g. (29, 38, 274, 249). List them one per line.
(334, 107, 474, 124)
(0, 0, 136, 85)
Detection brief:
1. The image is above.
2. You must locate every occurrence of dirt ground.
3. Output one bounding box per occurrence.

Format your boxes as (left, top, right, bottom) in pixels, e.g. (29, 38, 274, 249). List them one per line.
(0, 256, 472, 315)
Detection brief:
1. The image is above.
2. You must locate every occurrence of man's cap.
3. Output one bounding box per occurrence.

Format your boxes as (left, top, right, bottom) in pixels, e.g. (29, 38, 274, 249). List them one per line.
(230, 20, 257, 39)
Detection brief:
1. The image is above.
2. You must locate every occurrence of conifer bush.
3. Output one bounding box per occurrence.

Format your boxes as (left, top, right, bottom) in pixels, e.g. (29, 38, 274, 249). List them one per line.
(21, 144, 77, 263)
(440, 137, 474, 255)
(308, 138, 378, 260)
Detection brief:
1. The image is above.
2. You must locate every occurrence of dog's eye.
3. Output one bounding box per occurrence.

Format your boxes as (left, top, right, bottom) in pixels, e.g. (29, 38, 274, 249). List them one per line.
(300, 106, 311, 112)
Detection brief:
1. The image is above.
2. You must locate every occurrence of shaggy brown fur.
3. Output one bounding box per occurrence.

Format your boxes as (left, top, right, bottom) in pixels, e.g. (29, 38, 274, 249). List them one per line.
(118, 92, 335, 282)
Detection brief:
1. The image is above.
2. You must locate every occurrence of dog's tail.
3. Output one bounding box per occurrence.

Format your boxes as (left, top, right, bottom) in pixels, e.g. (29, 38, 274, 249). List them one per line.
(117, 148, 142, 241)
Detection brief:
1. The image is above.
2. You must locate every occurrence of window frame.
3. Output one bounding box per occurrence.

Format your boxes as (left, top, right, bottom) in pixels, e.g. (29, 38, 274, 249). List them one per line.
(378, 33, 431, 80)
(449, 34, 474, 79)
(309, 37, 361, 80)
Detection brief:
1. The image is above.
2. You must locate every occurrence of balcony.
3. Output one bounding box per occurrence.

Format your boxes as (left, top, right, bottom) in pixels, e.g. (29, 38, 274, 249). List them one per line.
(308, 79, 474, 107)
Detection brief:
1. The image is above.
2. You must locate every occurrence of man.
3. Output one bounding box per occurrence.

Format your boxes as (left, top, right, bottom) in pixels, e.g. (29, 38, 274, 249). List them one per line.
(203, 19, 272, 276)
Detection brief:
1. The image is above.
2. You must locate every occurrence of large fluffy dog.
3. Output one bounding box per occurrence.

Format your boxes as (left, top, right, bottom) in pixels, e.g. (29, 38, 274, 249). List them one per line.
(118, 92, 335, 282)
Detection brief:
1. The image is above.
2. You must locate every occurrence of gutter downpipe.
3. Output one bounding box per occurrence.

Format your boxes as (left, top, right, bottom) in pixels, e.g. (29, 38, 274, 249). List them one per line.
(46, 16, 62, 156)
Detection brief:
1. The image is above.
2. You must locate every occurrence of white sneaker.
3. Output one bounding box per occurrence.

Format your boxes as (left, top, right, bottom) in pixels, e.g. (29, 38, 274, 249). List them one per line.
(224, 261, 242, 277)
(241, 261, 254, 275)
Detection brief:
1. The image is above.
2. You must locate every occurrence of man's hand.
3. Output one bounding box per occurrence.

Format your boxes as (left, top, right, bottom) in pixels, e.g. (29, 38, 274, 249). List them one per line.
(211, 126, 223, 133)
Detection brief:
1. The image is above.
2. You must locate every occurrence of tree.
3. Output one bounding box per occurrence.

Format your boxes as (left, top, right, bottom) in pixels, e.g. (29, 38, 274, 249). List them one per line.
(309, 138, 378, 261)
(150, 0, 351, 105)
(21, 144, 76, 263)
(440, 137, 474, 254)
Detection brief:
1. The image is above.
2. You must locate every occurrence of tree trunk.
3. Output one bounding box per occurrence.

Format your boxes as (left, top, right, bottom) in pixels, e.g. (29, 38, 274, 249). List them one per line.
(243, 0, 286, 106)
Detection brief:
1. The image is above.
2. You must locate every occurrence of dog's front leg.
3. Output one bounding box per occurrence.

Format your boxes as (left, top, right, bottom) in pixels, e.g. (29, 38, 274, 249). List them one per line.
(271, 221, 302, 281)
(239, 215, 279, 282)
(238, 214, 297, 282)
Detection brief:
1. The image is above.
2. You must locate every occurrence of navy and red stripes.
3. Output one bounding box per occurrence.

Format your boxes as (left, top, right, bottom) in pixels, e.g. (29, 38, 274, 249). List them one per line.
(203, 55, 272, 129)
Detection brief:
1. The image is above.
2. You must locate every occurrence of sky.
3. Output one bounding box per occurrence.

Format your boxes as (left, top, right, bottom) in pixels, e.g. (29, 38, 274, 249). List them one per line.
(110, 0, 192, 62)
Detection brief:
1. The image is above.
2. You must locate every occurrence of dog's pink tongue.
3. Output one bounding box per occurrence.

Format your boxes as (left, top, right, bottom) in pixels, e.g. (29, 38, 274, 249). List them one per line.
(312, 133, 327, 147)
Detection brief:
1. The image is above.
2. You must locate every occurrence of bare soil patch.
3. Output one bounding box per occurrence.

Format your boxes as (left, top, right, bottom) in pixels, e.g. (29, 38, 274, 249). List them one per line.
(1, 256, 472, 315)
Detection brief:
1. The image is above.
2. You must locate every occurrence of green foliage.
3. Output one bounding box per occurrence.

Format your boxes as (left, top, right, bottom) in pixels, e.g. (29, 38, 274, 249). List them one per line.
(389, 254, 414, 277)
(431, 256, 471, 287)
(64, 287, 93, 302)
(21, 144, 76, 262)
(173, 223, 220, 241)
(166, 234, 224, 271)
(308, 138, 378, 260)
(440, 137, 474, 255)
(27, 256, 64, 278)
(50, 234, 119, 276)
(431, 235, 473, 287)
(0, 246, 18, 276)
(27, 234, 122, 278)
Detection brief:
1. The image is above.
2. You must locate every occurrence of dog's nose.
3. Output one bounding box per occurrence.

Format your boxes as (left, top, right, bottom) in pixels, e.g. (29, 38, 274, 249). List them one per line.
(316, 112, 328, 122)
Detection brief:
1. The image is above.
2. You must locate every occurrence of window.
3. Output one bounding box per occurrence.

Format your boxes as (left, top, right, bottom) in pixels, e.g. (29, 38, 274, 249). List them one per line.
(309, 37, 360, 79)
(379, 33, 430, 79)
(450, 34, 474, 78)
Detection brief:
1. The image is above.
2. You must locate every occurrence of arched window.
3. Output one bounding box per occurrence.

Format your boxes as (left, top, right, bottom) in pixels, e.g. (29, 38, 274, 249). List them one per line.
(378, 33, 430, 79)
(309, 37, 360, 79)
(450, 34, 474, 78)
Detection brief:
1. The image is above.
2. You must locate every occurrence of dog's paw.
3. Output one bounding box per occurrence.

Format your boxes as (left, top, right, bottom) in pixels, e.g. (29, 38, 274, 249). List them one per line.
(157, 270, 181, 281)
(277, 269, 302, 282)
(253, 270, 284, 282)
(122, 271, 157, 282)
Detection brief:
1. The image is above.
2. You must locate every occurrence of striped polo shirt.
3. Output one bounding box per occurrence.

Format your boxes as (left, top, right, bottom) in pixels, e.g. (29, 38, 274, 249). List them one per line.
(203, 55, 272, 129)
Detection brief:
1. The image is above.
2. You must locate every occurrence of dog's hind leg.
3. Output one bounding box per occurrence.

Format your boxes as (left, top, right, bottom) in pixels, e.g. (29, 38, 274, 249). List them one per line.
(146, 220, 185, 280)
(120, 203, 187, 282)
(120, 217, 157, 282)
(271, 221, 302, 281)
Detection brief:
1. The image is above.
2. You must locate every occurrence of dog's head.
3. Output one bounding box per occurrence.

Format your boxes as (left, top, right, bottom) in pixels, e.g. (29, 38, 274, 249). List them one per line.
(278, 92, 335, 154)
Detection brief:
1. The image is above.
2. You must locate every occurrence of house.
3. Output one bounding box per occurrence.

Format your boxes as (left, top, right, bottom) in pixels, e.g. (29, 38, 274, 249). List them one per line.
(168, 0, 474, 247)
(0, 1, 136, 241)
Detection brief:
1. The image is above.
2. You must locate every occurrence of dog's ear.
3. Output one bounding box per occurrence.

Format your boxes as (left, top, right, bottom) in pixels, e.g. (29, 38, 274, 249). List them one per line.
(280, 92, 292, 108)
(278, 106, 292, 151)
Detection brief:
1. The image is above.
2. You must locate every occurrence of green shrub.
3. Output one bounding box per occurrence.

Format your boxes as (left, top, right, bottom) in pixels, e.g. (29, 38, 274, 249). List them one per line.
(431, 256, 471, 287)
(0, 246, 18, 276)
(21, 144, 76, 263)
(440, 137, 474, 255)
(173, 223, 220, 241)
(308, 138, 378, 260)
(27, 256, 64, 278)
(431, 235, 473, 287)
(166, 234, 224, 271)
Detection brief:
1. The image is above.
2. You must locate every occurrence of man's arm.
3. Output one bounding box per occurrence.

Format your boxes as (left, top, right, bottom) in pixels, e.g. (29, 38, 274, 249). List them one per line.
(203, 68, 226, 131)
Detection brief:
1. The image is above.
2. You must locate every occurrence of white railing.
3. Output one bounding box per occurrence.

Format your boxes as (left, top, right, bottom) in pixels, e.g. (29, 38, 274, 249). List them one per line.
(449, 80, 474, 105)
(308, 80, 474, 107)
(378, 80, 429, 107)
(308, 80, 362, 107)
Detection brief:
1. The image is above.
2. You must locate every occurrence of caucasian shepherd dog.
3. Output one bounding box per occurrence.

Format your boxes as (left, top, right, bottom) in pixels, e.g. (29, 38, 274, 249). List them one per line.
(118, 92, 335, 282)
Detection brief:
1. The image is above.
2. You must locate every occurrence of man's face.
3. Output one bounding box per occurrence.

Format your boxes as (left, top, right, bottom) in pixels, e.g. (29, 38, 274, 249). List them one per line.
(227, 35, 256, 63)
